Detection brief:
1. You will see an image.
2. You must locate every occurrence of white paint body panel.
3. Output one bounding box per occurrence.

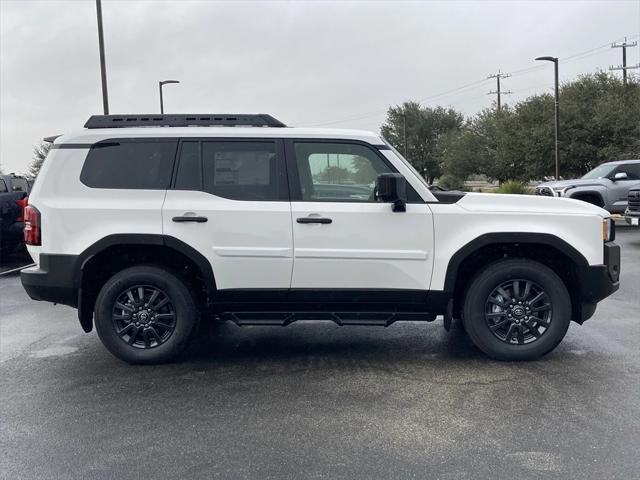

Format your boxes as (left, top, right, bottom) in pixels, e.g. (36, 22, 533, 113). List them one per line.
(26, 147, 164, 265)
(428, 193, 608, 290)
(290, 202, 433, 289)
(162, 191, 293, 289)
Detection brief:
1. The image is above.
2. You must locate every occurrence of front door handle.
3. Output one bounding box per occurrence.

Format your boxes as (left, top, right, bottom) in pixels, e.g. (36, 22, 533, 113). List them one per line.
(172, 216, 208, 223)
(296, 217, 332, 224)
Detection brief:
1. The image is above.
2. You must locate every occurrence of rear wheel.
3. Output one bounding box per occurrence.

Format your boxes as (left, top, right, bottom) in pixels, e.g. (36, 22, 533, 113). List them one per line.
(95, 266, 199, 364)
(462, 258, 571, 360)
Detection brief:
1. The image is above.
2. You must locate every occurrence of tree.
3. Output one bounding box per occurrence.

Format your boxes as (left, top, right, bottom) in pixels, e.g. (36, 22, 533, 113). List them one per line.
(313, 165, 352, 184)
(438, 72, 640, 183)
(381, 102, 463, 183)
(28, 141, 51, 180)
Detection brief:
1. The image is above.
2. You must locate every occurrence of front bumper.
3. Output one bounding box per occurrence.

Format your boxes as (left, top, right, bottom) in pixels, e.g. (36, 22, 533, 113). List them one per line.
(625, 209, 640, 226)
(577, 241, 620, 322)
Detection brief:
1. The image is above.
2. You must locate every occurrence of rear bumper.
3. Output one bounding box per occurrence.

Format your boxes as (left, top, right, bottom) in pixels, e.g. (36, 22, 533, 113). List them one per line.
(20, 254, 78, 307)
(577, 241, 620, 322)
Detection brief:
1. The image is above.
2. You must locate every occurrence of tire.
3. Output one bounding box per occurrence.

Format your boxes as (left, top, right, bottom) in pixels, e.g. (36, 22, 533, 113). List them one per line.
(95, 265, 199, 364)
(462, 258, 571, 361)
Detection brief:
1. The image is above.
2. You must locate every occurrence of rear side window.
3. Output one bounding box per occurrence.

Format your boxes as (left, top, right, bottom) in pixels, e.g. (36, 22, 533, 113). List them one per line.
(174, 140, 287, 201)
(10, 178, 28, 192)
(0, 180, 7, 193)
(81, 140, 177, 189)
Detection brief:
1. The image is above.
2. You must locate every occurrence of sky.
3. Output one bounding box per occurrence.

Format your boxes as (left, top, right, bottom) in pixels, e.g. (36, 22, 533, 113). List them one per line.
(1, 0, 639, 174)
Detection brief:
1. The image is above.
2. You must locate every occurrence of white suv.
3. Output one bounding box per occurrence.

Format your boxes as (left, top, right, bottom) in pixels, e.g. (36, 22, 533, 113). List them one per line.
(21, 114, 621, 364)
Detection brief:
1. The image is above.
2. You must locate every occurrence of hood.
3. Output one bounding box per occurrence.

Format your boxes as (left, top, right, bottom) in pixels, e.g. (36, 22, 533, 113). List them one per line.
(457, 192, 609, 217)
(537, 178, 606, 189)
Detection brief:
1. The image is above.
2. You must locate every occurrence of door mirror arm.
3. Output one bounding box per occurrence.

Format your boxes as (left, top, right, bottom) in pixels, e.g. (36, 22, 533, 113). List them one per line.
(376, 173, 407, 212)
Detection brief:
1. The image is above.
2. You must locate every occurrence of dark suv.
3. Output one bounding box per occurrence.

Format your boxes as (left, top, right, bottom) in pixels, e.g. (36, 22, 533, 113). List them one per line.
(0, 174, 30, 255)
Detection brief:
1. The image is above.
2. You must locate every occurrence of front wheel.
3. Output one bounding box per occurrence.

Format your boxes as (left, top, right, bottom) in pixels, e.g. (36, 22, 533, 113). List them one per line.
(95, 266, 199, 364)
(462, 258, 571, 361)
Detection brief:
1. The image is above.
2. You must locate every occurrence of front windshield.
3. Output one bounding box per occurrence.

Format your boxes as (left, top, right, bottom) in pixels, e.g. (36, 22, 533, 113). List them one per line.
(381, 138, 431, 190)
(582, 164, 616, 179)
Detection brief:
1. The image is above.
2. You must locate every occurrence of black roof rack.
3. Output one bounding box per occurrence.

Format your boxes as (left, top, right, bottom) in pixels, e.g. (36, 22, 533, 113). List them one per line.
(84, 114, 287, 129)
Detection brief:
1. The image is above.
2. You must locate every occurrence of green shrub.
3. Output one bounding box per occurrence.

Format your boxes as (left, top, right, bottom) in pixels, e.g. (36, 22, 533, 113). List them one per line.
(496, 181, 531, 195)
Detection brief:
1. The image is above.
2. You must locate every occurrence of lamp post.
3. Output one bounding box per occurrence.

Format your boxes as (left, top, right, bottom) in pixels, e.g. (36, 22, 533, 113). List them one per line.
(95, 0, 109, 114)
(159, 80, 180, 114)
(535, 56, 559, 180)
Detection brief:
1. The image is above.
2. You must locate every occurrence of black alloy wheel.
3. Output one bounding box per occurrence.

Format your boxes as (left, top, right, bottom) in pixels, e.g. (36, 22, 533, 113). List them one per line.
(112, 285, 177, 349)
(485, 279, 552, 345)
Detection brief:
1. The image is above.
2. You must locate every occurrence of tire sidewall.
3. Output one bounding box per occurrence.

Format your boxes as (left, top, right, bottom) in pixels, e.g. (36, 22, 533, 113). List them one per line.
(95, 266, 198, 364)
(463, 260, 571, 361)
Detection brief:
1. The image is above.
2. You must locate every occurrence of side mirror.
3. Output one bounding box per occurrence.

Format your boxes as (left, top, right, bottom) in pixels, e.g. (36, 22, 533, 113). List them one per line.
(376, 173, 407, 212)
(613, 172, 628, 181)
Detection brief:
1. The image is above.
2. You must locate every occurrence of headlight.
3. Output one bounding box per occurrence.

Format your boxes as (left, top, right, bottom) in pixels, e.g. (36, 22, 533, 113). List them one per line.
(556, 186, 574, 197)
(602, 218, 615, 242)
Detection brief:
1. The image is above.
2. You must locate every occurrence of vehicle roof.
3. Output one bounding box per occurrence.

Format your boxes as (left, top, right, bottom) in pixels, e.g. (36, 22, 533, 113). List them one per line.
(602, 159, 640, 165)
(55, 127, 384, 146)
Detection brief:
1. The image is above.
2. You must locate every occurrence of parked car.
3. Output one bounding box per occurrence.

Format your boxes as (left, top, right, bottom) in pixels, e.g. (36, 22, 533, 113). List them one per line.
(0, 174, 30, 255)
(535, 159, 640, 213)
(21, 114, 620, 364)
(625, 188, 640, 226)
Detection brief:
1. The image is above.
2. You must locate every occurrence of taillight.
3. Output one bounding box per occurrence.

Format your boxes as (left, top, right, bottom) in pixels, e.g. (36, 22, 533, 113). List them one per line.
(16, 197, 28, 222)
(24, 205, 41, 246)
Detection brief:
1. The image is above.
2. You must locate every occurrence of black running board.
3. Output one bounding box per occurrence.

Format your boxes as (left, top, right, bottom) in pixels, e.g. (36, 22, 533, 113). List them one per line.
(221, 311, 437, 327)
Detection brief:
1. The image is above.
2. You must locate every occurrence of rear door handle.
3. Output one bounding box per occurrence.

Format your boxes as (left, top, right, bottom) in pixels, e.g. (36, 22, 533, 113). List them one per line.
(172, 216, 208, 223)
(296, 217, 332, 224)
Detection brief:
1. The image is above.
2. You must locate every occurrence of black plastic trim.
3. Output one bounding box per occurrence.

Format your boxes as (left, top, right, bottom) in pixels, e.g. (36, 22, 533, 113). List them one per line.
(430, 190, 467, 204)
(21, 235, 217, 333)
(443, 232, 590, 294)
(85, 114, 287, 129)
(212, 289, 448, 314)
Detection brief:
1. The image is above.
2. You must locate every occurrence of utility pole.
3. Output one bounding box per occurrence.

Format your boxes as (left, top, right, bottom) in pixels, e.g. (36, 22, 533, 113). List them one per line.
(610, 37, 639, 85)
(487, 71, 512, 112)
(95, 0, 109, 114)
(402, 113, 407, 158)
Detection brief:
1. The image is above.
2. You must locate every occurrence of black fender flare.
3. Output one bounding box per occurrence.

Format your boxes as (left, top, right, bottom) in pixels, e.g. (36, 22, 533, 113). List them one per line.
(442, 232, 590, 295)
(76, 234, 216, 332)
(567, 190, 605, 207)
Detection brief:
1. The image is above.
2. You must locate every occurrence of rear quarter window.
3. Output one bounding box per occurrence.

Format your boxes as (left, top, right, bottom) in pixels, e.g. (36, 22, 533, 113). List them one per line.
(0, 179, 7, 193)
(80, 140, 178, 189)
(10, 178, 28, 192)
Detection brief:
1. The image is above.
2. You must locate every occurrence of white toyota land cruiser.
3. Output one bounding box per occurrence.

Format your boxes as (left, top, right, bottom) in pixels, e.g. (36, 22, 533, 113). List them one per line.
(21, 114, 621, 364)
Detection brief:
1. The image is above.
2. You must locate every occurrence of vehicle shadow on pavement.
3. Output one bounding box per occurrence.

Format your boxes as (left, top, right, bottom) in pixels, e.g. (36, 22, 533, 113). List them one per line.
(182, 319, 485, 365)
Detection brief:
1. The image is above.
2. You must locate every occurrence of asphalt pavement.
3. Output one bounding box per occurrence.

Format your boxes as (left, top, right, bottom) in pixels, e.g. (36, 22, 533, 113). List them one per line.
(1, 228, 639, 480)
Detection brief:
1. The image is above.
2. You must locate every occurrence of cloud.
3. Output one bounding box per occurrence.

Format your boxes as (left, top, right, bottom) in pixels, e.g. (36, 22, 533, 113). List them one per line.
(1, 0, 638, 173)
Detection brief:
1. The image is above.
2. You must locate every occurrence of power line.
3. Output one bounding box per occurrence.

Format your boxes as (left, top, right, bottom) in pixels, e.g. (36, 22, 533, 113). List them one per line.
(303, 35, 640, 127)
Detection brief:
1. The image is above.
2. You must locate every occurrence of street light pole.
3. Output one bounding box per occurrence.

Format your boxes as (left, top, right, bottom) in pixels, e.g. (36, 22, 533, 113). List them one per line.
(159, 80, 180, 114)
(95, 0, 109, 114)
(535, 56, 560, 180)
